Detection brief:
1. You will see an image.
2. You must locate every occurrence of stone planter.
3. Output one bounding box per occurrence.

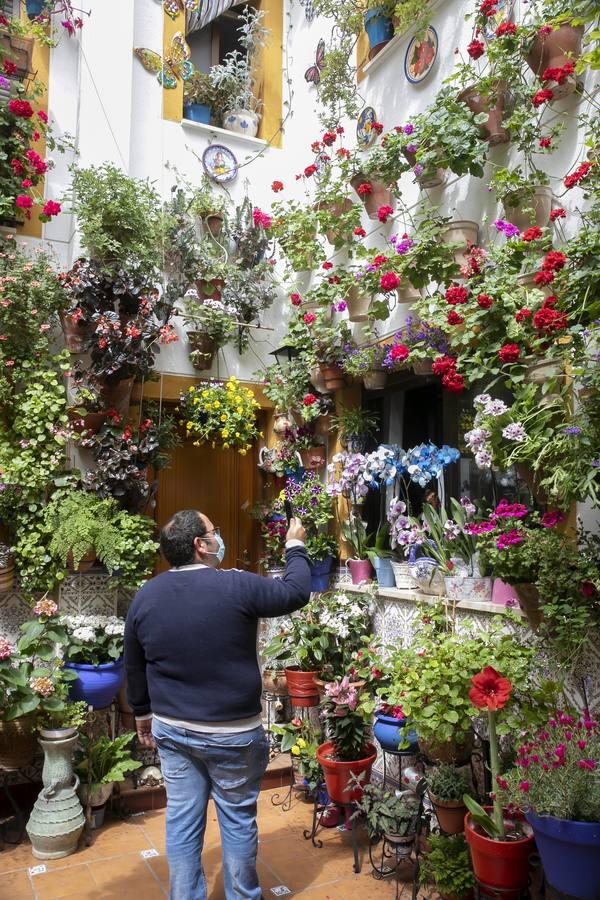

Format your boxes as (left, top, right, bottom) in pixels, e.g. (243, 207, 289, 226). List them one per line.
(443, 221, 480, 267)
(346, 286, 372, 322)
(350, 174, 394, 220)
(187, 331, 217, 371)
(411, 358, 433, 375)
(27, 731, 85, 859)
(526, 24, 583, 99)
(0, 714, 37, 770)
(363, 370, 387, 390)
(458, 82, 509, 145)
(503, 186, 553, 231)
(223, 108, 259, 138)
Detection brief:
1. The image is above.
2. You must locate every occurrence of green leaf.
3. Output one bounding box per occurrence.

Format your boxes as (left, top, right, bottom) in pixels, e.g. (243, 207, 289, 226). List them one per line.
(463, 794, 500, 838)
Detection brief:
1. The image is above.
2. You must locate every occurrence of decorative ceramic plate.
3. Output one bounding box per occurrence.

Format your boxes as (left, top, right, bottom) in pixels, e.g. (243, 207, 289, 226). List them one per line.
(405, 26, 438, 84)
(356, 106, 378, 150)
(202, 144, 238, 184)
(313, 151, 331, 182)
(484, 0, 515, 38)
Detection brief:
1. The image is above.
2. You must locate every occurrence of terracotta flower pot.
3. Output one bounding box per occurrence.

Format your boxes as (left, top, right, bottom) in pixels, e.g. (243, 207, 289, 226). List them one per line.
(67, 409, 108, 435)
(66, 549, 97, 574)
(187, 331, 217, 371)
(0, 714, 37, 770)
(443, 220, 480, 267)
(314, 414, 331, 436)
(420, 732, 474, 765)
(60, 312, 95, 354)
(346, 286, 372, 322)
(458, 82, 509, 146)
(517, 269, 553, 298)
(0, 560, 15, 593)
(363, 370, 387, 390)
(402, 149, 446, 187)
(429, 795, 467, 834)
(195, 278, 224, 301)
(319, 364, 345, 391)
(527, 24, 583, 98)
(99, 377, 134, 417)
(350, 174, 394, 220)
(503, 186, 553, 231)
(465, 809, 534, 895)
(300, 446, 326, 470)
(317, 740, 376, 804)
(514, 582, 544, 630)
(262, 668, 288, 696)
(397, 282, 421, 304)
(284, 666, 320, 707)
(316, 198, 355, 245)
(0, 32, 34, 79)
(204, 213, 224, 237)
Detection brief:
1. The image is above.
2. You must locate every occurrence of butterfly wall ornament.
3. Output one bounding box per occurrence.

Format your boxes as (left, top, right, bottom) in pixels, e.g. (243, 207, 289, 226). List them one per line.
(155, 0, 198, 20)
(134, 32, 194, 89)
(304, 38, 325, 86)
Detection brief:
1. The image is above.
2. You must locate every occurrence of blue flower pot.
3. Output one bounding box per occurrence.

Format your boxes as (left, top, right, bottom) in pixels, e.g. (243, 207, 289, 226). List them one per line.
(525, 812, 600, 899)
(364, 8, 394, 51)
(183, 102, 211, 124)
(373, 712, 419, 753)
(65, 658, 125, 709)
(26, 0, 45, 19)
(373, 556, 395, 588)
(309, 555, 333, 593)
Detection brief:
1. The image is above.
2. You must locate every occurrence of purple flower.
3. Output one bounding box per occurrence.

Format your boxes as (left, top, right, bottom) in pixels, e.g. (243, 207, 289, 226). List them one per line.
(414, 164, 423, 177)
(494, 219, 521, 239)
(563, 426, 581, 435)
(0, 76, 10, 91)
(404, 123, 414, 135)
(406, 143, 417, 154)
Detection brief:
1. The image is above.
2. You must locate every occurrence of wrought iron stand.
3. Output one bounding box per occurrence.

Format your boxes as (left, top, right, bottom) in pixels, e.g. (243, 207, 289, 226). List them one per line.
(303, 795, 363, 874)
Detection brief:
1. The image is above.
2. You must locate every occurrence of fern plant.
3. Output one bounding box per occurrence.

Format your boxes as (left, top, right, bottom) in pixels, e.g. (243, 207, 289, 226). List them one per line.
(75, 732, 142, 786)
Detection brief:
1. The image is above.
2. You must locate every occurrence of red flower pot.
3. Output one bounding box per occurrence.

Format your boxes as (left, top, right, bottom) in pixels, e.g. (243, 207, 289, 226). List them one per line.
(284, 667, 320, 707)
(465, 809, 534, 896)
(317, 740, 376, 805)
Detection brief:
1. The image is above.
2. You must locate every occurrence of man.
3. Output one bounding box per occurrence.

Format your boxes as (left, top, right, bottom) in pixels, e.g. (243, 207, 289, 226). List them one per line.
(124, 509, 311, 900)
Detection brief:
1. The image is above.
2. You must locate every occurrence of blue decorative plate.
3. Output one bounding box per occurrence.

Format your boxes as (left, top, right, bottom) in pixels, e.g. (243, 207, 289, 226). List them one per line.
(356, 106, 378, 150)
(404, 26, 438, 84)
(313, 150, 331, 182)
(202, 144, 238, 184)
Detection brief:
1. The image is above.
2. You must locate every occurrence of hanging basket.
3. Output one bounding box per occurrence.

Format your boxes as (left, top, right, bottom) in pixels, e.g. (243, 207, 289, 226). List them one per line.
(503, 186, 553, 231)
(187, 331, 217, 371)
(319, 364, 345, 391)
(457, 81, 510, 146)
(526, 24, 583, 98)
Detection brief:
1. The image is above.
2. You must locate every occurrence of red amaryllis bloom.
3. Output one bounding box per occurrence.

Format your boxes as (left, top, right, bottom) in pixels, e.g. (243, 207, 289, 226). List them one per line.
(447, 310, 464, 325)
(354, 226, 366, 237)
(539, 137, 552, 149)
(467, 39, 485, 59)
(380, 272, 399, 292)
(303, 393, 317, 406)
(271, 180, 284, 192)
(445, 284, 469, 305)
(357, 182, 373, 196)
(377, 204, 394, 223)
(469, 666, 512, 710)
(550, 207, 566, 221)
(532, 88, 554, 107)
(477, 293, 493, 309)
(442, 370, 465, 393)
(499, 343, 521, 363)
(496, 21, 517, 36)
(432, 355, 457, 376)
(523, 226, 543, 241)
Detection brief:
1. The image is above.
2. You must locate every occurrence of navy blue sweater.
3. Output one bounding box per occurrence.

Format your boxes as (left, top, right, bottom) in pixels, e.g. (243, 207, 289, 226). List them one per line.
(124, 546, 311, 721)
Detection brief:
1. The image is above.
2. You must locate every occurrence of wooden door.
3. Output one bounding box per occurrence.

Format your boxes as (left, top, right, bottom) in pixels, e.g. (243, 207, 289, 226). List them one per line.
(155, 432, 259, 573)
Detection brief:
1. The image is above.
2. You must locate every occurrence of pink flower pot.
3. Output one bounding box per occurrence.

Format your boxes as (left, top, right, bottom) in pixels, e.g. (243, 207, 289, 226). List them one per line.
(492, 578, 520, 608)
(346, 558, 372, 585)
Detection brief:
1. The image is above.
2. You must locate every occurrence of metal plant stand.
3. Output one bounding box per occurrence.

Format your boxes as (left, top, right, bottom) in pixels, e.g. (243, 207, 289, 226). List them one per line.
(270, 703, 319, 812)
(303, 795, 363, 874)
(262, 689, 290, 754)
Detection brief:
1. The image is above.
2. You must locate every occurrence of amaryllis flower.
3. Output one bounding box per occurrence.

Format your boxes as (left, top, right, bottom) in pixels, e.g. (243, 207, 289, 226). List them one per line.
(469, 666, 512, 710)
(467, 39, 485, 59)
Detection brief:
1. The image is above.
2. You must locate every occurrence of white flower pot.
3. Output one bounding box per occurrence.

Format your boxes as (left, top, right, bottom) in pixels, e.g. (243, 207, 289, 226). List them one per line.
(503, 186, 553, 231)
(390, 561, 414, 590)
(444, 575, 493, 604)
(363, 370, 387, 390)
(223, 109, 259, 138)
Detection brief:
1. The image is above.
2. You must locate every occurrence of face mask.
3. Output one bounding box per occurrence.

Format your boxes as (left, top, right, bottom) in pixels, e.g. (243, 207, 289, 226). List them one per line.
(204, 532, 226, 565)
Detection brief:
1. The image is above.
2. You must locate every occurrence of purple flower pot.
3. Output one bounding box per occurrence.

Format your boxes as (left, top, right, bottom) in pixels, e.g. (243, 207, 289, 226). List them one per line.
(346, 559, 372, 585)
(65, 658, 125, 709)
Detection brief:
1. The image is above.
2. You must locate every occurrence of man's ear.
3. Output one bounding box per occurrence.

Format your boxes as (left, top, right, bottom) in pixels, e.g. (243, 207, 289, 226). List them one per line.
(194, 535, 207, 558)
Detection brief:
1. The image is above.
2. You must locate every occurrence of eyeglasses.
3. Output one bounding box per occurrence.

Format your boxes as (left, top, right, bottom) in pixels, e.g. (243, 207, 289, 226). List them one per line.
(204, 527, 220, 537)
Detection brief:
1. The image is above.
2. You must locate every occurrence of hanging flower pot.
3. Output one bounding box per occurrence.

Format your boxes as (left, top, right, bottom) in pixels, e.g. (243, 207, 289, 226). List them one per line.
(363, 370, 387, 391)
(346, 558, 372, 584)
(315, 198, 355, 245)
(397, 282, 421, 304)
(67, 409, 108, 435)
(223, 108, 259, 138)
(0, 714, 37, 770)
(457, 81, 510, 146)
(525, 811, 600, 900)
(0, 32, 34, 78)
(515, 463, 548, 506)
(350, 174, 395, 220)
(64, 657, 125, 709)
(420, 732, 474, 765)
(300, 446, 326, 470)
(402, 150, 446, 188)
(284, 666, 320, 707)
(317, 740, 377, 804)
(465, 809, 534, 896)
(513, 582, 544, 630)
(310, 366, 330, 394)
(363, 8, 394, 59)
(443, 221, 480, 267)
(60, 312, 95, 354)
(346, 286, 372, 323)
(66, 549, 97, 574)
(25, 0, 45, 19)
(262, 668, 288, 695)
(187, 331, 217, 371)
(195, 278, 224, 301)
(526, 24, 583, 99)
(503, 186, 553, 231)
(319, 364, 345, 391)
(99, 377, 134, 417)
(203, 213, 225, 237)
(411, 358, 433, 375)
(373, 711, 419, 753)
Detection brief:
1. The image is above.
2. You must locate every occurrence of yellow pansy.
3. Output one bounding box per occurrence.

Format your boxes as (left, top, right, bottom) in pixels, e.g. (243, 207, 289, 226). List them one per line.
(213, 401, 220, 409)
(186, 421, 193, 430)
(223, 443, 229, 449)
(202, 390, 209, 398)
(220, 415, 227, 422)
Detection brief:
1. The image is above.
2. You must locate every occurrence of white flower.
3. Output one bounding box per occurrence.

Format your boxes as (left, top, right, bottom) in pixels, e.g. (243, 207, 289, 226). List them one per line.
(337, 624, 349, 639)
(105, 622, 125, 636)
(72, 626, 96, 642)
(475, 449, 493, 468)
(464, 428, 490, 451)
(483, 399, 508, 417)
(502, 422, 527, 442)
(474, 393, 491, 408)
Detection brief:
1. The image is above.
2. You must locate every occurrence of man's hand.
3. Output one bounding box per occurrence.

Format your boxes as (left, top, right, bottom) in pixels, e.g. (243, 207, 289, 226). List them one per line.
(136, 716, 157, 750)
(286, 516, 306, 543)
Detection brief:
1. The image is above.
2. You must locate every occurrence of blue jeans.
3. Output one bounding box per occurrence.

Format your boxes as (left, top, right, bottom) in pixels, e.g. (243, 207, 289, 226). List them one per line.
(152, 719, 269, 900)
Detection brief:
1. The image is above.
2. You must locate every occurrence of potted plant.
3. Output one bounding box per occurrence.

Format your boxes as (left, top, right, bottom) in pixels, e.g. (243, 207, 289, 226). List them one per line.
(363, 1, 395, 58)
(329, 407, 379, 453)
(178, 376, 261, 454)
(75, 732, 142, 829)
(351, 779, 419, 845)
(317, 676, 376, 804)
(490, 166, 552, 231)
(255, 359, 308, 418)
(499, 709, 600, 900)
(270, 199, 323, 272)
(62, 613, 126, 709)
(277, 472, 337, 591)
(456, 76, 510, 147)
(326, 452, 372, 584)
(341, 335, 394, 391)
(182, 70, 214, 124)
(263, 601, 325, 707)
(525, 17, 583, 98)
(181, 294, 237, 370)
(189, 177, 228, 237)
(418, 833, 476, 900)
(426, 764, 470, 835)
(463, 668, 535, 895)
(209, 6, 269, 137)
(261, 660, 289, 696)
(272, 718, 327, 803)
(314, 184, 361, 248)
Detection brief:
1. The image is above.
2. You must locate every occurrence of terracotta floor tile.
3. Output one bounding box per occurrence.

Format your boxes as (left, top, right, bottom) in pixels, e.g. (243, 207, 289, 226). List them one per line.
(0, 868, 35, 899)
(87, 853, 154, 887)
(0, 840, 34, 874)
(31, 864, 97, 900)
(147, 854, 169, 887)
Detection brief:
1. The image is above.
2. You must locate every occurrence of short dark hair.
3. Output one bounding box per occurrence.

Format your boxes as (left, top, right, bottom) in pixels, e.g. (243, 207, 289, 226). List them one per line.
(160, 509, 207, 567)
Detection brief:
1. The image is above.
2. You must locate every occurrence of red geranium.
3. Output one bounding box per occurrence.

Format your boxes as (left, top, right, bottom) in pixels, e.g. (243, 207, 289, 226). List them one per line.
(390, 343, 409, 361)
(495, 21, 517, 36)
(322, 261, 333, 270)
(380, 272, 399, 292)
(372, 255, 388, 267)
(372, 122, 384, 134)
(542, 250, 567, 271)
(499, 343, 521, 363)
(37, 110, 48, 123)
(41, 200, 61, 219)
(523, 226, 543, 241)
(542, 61, 574, 85)
(469, 667, 512, 711)
(467, 39, 485, 59)
(539, 137, 552, 149)
(564, 161, 594, 190)
(304, 164, 317, 178)
(271, 180, 284, 192)
(550, 207, 566, 221)
(290, 293, 302, 306)
(3, 59, 17, 75)
(357, 182, 373, 196)
(515, 308, 532, 323)
(303, 394, 317, 406)
(533, 306, 567, 333)
(477, 293, 493, 309)
(354, 226, 366, 237)
(534, 270, 555, 285)
(531, 88, 554, 107)
(15, 195, 33, 209)
(8, 99, 34, 118)
(377, 204, 394, 223)
(447, 310, 464, 325)
(445, 284, 469, 305)
(322, 131, 337, 146)
(442, 370, 465, 393)
(303, 312, 316, 325)
(432, 355, 457, 376)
